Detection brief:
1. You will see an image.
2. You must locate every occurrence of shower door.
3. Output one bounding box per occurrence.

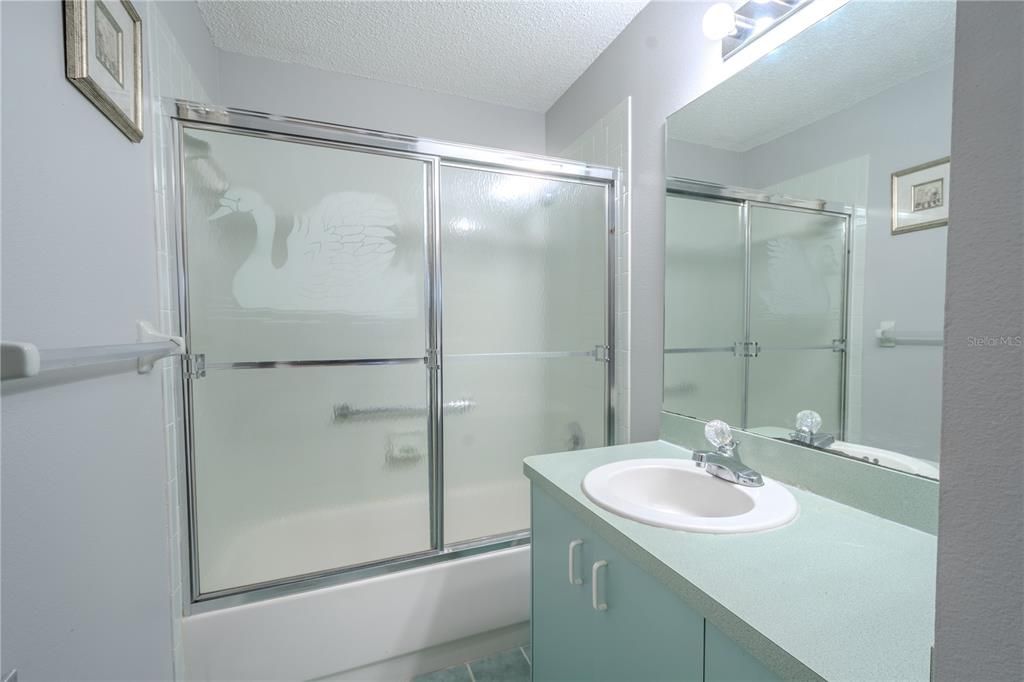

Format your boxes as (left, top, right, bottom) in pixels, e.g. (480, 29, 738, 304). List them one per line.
(181, 126, 435, 596)
(664, 195, 746, 425)
(745, 204, 847, 434)
(174, 104, 616, 604)
(664, 186, 848, 434)
(440, 166, 610, 546)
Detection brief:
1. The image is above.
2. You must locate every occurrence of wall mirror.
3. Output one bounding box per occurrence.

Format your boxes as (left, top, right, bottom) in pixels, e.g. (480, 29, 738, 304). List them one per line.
(663, 0, 955, 480)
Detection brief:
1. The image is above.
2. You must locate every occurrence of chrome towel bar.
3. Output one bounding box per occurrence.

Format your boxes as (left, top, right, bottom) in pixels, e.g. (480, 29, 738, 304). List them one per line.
(333, 398, 475, 423)
(1, 321, 185, 380)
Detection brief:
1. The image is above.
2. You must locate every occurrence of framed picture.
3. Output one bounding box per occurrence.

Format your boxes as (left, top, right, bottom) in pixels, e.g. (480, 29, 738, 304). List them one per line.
(64, 0, 143, 142)
(891, 157, 950, 234)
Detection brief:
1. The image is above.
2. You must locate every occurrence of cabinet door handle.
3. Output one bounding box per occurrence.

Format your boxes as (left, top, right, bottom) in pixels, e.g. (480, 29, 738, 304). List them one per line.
(568, 539, 584, 585)
(592, 560, 608, 611)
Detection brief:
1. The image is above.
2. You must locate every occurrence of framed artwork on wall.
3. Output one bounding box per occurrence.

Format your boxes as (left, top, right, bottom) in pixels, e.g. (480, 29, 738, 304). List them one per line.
(891, 157, 950, 234)
(64, 0, 143, 142)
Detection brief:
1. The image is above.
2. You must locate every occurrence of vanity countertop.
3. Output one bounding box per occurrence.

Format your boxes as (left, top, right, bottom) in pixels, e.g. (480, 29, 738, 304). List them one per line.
(524, 440, 937, 682)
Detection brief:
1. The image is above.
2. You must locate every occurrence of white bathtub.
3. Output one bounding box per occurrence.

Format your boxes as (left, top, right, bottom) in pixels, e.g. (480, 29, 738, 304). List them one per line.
(183, 486, 531, 681)
(202, 482, 529, 594)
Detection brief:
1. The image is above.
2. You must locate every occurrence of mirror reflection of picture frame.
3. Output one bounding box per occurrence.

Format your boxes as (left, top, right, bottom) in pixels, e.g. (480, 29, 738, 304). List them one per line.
(63, 0, 143, 142)
(891, 157, 950, 234)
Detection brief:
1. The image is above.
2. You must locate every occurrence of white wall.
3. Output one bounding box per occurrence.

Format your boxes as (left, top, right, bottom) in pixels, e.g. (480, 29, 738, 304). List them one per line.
(546, 0, 722, 440)
(217, 51, 546, 154)
(934, 1, 1023, 679)
(153, 0, 222, 99)
(0, 1, 173, 679)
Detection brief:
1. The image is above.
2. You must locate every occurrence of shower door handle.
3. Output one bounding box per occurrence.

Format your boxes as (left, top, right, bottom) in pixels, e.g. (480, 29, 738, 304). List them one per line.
(568, 539, 584, 585)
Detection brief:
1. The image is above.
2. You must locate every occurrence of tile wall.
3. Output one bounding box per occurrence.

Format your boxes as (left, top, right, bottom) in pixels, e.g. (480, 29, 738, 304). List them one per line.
(558, 97, 633, 444)
(146, 9, 217, 679)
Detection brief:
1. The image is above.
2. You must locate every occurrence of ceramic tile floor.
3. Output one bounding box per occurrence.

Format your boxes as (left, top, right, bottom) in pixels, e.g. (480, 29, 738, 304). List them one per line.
(413, 646, 531, 682)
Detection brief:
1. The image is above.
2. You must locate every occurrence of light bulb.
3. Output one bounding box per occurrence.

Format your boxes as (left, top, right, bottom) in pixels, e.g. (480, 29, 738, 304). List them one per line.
(702, 3, 738, 40)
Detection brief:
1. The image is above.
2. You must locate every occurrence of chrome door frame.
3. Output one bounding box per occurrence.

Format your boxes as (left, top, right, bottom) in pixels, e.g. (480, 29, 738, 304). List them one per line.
(663, 177, 852, 436)
(170, 101, 618, 613)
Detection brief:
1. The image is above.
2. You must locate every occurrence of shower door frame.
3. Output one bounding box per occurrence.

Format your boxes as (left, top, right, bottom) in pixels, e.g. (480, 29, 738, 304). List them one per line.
(664, 177, 853, 435)
(170, 101, 619, 612)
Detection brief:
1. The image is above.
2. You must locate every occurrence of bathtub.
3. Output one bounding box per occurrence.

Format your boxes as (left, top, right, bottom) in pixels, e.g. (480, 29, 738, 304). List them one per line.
(183, 484, 531, 680)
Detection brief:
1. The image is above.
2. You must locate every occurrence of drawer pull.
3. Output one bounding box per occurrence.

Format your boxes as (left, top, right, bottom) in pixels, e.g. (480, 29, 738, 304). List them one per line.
(592, 560, 608, 611)
(568, 539, 584, 585)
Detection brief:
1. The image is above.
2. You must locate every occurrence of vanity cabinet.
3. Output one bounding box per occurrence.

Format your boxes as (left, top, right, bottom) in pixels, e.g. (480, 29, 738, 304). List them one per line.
(531, 487, 780, 682)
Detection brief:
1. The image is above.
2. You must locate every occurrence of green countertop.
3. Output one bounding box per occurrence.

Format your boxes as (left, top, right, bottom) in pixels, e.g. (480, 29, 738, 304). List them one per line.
(524, 440, 937, 682)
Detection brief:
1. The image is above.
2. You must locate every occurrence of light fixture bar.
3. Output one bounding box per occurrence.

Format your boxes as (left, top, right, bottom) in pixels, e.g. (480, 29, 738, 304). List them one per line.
(702, 0, 812, 60)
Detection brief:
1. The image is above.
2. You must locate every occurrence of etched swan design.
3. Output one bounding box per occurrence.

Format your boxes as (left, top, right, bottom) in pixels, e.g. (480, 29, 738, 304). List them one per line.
(209, 188, 417, 317)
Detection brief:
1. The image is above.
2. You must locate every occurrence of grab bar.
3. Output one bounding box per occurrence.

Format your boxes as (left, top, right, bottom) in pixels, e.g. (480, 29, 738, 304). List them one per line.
(333, 398, 475, 423)
(875, 321, 943, 348)
(1, 321, 185, 380)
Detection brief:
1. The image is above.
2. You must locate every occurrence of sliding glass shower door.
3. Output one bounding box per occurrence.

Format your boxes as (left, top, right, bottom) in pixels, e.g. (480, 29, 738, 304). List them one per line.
(176, 109, 615, 602)
(746, 204, 846, 434)
(664, 196, 745, 424)
(182, 127, 434, 595)
(664, 189, 848, 434)
(440, 166, 609, 545)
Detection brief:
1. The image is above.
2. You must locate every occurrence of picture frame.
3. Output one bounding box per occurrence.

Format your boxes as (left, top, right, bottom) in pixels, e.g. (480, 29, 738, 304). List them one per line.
(891, 156, 950, 234)
(64, 0, 143, 142)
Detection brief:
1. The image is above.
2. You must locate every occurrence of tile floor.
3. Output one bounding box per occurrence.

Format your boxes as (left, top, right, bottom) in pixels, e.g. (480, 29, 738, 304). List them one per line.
(413, 646, 531, 682)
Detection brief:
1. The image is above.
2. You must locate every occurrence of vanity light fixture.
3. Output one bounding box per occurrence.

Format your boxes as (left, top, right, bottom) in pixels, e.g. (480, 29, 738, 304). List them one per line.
(703, 0, 812, 59)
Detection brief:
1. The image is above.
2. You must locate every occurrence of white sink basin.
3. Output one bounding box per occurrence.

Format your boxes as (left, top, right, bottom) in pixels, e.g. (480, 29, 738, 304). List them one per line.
(582, 458, 798, 533)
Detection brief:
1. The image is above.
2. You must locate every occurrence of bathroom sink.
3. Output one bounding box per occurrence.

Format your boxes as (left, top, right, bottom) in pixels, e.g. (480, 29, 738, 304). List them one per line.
(582, 458, 798, 533)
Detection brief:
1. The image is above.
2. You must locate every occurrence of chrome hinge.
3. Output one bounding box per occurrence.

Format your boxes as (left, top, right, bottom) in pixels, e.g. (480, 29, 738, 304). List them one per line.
(832, 338, 847, 353)
(426, 349, 440, 370)
(733, 341, 760, 358)
(593, 345, 610, 362)
(188, 353, 206, 379)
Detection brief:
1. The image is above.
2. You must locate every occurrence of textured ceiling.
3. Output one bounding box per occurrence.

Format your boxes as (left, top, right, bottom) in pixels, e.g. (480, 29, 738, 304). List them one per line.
(667, 0, 957, 151)
(197, 0, 648, 112)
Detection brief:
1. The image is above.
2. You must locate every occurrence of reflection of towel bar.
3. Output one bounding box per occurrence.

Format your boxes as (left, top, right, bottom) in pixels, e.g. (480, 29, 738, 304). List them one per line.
(875, 321, 943, 348)
(333, 399, 475, 423)
(1, 321, 185, 380)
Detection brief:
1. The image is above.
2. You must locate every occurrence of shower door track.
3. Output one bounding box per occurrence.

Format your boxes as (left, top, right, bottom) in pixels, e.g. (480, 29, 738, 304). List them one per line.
(664, 177, 853, 436)
(169, 101, 620, 613)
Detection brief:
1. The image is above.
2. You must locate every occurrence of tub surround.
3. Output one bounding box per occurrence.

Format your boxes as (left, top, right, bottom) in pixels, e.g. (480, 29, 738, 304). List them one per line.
(524, 440, 937, 681)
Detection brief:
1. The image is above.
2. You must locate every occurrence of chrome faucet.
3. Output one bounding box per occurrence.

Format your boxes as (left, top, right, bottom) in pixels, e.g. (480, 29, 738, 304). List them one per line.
(691, 420, 764, 487)
(788, 410, 835, 449)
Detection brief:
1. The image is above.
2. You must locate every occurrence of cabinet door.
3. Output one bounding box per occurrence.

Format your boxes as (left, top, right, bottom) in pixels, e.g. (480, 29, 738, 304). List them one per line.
(705, 622, 781, 682)
(532, 487, 600, 682)
(586, 526, 704, 682)
(531, 487, 704, 682)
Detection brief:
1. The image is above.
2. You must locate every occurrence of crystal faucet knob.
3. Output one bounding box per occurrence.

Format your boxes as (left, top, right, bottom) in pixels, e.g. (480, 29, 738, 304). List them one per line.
(795, 409, 822, 434)
(704, 419, 734, 449)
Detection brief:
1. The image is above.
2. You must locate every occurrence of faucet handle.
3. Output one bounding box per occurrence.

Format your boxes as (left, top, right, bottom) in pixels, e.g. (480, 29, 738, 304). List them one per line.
(704, 419, 735, 449)
(795, 409, 822, 434)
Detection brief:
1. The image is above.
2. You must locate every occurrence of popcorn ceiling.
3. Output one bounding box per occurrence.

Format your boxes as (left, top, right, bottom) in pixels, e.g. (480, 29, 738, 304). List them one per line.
(197, 0, 648, 112)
